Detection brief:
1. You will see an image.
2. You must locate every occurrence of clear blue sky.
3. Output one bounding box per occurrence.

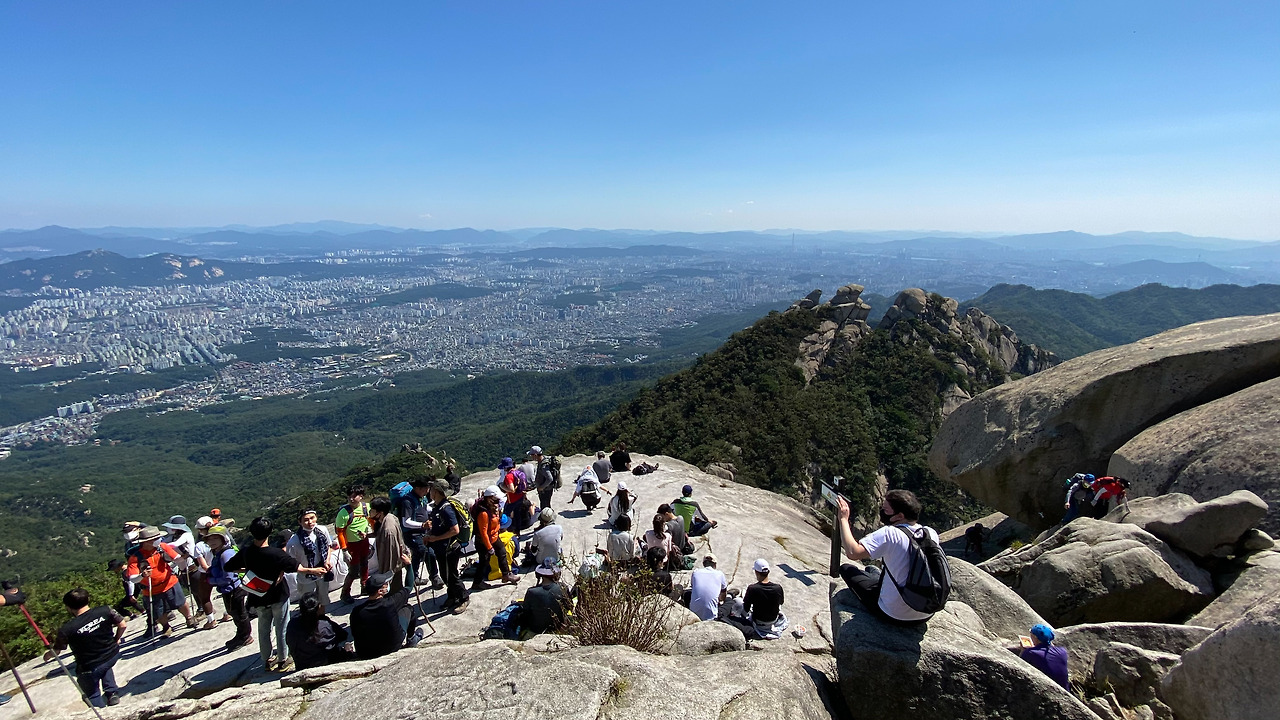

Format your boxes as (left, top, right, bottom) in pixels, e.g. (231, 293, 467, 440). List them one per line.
(2, 2, 1277, 238)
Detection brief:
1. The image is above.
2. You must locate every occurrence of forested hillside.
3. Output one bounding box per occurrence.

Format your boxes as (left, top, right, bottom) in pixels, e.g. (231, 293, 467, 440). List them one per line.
(965, 283, 1280, 358)
(560, 295, 1021, 530)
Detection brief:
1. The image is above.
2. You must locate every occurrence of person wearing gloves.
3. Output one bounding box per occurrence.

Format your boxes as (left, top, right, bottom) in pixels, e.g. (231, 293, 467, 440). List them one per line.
(125, 525, 198, 638)
(473, 485, 520, 590)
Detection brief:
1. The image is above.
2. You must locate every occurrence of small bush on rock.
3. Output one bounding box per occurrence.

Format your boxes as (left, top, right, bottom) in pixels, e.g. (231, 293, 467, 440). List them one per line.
(564, 568, 672, 653)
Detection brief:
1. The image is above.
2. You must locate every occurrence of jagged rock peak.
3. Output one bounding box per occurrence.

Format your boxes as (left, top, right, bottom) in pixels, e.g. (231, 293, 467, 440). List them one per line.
(789, 284, 875, 383)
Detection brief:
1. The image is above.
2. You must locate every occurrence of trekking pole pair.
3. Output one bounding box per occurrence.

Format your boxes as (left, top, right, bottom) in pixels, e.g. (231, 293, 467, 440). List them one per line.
(11, 597, 106, 720)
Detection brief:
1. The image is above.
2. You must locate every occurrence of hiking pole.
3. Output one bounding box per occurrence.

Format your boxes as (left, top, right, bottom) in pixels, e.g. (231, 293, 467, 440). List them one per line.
(0, 635, 36, 713)
(16, 604, 106, 720)
(408, 584, 436, 636)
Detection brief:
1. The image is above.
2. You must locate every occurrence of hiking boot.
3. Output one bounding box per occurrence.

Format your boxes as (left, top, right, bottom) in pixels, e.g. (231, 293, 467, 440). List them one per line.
(501, 573, 521, 584)
(225, 634, 253, 651)
(105, 693, 120, 706)
(339, 592, 355, 605)
(470, 582, 491, 593)
(450, 600, 469, 615)
(405, 628, 425, 648)
(275, 658, 295, 673)
(430, 575, 445, 591)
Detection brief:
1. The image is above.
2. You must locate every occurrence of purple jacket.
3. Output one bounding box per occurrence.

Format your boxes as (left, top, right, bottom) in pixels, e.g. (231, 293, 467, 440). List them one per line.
(1022, 644, 1070, 690)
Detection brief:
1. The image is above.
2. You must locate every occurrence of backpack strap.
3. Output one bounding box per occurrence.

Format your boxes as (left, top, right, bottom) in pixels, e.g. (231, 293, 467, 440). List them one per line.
(880, 525, 922, 592)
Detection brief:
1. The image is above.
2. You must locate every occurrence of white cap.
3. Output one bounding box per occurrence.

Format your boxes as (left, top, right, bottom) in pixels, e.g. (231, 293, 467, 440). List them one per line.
(753, 558, 770, 574)
(617, 480, 628, 491)
(195, 516, 215, 530)
(529, 445, 543, 455)
(483, 485, 502, 499)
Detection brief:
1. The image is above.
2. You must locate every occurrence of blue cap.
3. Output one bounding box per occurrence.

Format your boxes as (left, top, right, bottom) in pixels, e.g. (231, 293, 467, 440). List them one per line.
(1084, 474, 1095, 482)
(497, 457, 515, 470)
(682, 484, 693, 496)
(500, 514, 512, 530)
(1031, 623, 1055, 644)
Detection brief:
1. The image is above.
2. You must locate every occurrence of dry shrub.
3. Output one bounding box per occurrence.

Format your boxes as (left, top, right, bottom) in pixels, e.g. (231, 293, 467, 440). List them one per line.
(564, 567, 672, 653)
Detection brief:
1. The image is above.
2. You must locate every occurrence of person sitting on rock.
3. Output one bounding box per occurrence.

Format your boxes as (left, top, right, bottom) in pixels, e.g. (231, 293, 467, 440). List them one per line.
(592, 450, 613, 485)
(685, 553, 727, 621)
(835, 489, 941, 625)
(606, 514, 641, 569)
(350, 571, 423, 659)
(608, 480, 638, 529)
(639, 546, 673, 596)
(641, 513, 674, 556)
(609, 442, 632, 472)
(521, 558, 571, 637)
(742, 558, 788, 639)
(672, 485, 718, 537)
(963, 522, 987, 558)
(1019, 623, 1069, 690)
(658, 503, 695, 557)
(286, 592, 355, 671)
(528, 507, 564, 567)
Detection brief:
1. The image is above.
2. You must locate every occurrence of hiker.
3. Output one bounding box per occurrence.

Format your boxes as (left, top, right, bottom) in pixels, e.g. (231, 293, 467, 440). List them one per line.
(672, 485, 718, 537)
(205, 526, 253, 650)
(835, 489, 942, 624)
(225, 517, 328, 673)
(497, 456, 516, 483)
(501, 460, 535, 535)
(963, 522, 987, 558)
(607, 480, 638, 529)
(528, 507, 564, 567)
(641, 513, 674, 556)
(658, 503, 694, 557)
(517, 452, 539, 504)
(190, 518, 221, 628)
(45, 588, 127, 708)
(1062, 473, 1095, 523)
(335, 486, 372, 604)
(350, 571, 423, 659)
(1091, 477, 1130, 518)
(742, 558, 788, 639)
(125, 525, 197, 638)
(606, 514, 640, 569)
(521, 558, 571, 637)
(161, 515, 199, 583)
(444, 462, 462, 495)
(1020, 623, 1070, 690)
(640, 546, 674, 596)
(284, 509, 335, 608)
(285, 592, 356, 671)
(686, 554, 727, 621)
(369, 497, 411, 594)
(107, 559, 144, 619)
(209, 508, 235, 529)
(569, 464, 611, 511)
(395, 478, 443, 590)
(425, 479, 470, 615)
(609, 442, 632, 472)
(473, 486, 520, 589)
(592, 450, 613, 485)
(531, 446, 560, 511)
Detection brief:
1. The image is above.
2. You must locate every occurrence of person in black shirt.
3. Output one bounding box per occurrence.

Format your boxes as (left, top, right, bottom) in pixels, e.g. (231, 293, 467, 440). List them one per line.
(444, 462, 462, 495)
(286, 592, 355, 670)
(639, 546, 674, 596)
(47, 588, 127, 708)
(521, 558, 570, 636)
(424, 480, 469, 615)
(350, 571, 421, 659)
(742, 558, 788, 639)
(609, 442, 632, 473)
(225, 517, 327, 673)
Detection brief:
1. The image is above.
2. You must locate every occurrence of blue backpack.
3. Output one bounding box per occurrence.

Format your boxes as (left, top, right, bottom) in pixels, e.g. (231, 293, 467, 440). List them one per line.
(390, 481, 415, 514)
(481, 601, 525, 640)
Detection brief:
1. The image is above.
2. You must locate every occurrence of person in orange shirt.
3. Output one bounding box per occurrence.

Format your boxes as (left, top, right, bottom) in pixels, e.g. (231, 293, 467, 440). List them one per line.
(125, 526, 197, 638)
(471, 486, 520, 591)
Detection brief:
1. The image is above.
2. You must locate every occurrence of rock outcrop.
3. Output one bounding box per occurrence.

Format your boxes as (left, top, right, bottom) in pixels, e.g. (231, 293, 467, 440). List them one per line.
(1161, 595, 1280, 720)
(1108, 376, 1280, 536)
(945, 556, 1047, 641)
(978, 518, 1213, 625)
(1092, 642, 1180, 711)
(831, 589, 1099, 720)
(1052, 622, 1213, 687)
(929, 312, 1280, 530)
(1189, 551, 1280, 628)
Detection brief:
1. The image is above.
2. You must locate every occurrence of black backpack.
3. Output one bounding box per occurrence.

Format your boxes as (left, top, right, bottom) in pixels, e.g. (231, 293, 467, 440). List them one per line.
(883, 525, 951, 615)
(539, 456, 562, 489)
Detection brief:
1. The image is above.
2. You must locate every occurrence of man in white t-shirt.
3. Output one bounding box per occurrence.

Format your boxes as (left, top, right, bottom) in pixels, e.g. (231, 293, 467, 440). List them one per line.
(686, 554, 728, 621)
(835, 489, 939, 624)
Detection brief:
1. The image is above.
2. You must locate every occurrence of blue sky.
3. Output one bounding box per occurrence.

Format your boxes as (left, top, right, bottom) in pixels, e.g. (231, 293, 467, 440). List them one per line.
(1, 2, 1277, 238)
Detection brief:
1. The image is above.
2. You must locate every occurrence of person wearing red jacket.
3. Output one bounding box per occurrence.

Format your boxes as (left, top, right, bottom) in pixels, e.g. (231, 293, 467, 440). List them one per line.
(1091, 477, 1131, 518)
(125, 526, 197, 638)
(471, 486, 520, 590)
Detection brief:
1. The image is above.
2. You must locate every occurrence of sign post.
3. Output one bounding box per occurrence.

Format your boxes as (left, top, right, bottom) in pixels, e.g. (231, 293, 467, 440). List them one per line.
(822, 477, 843, 577)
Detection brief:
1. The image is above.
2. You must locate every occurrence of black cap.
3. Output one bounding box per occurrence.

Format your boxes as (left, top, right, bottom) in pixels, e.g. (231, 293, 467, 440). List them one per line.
(366, 571, 394, 595)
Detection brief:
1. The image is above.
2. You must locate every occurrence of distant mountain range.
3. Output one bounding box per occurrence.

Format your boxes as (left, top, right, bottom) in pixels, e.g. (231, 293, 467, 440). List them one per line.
(963, 283, 1280, 358)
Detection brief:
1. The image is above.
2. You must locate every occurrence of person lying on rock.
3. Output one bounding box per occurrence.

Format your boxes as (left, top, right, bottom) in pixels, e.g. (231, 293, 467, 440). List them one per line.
(351, 570, 423, 660)
(835, 489, 941, 625)
(1019, 623, 1069, 690)
(672, 485, 718, 537)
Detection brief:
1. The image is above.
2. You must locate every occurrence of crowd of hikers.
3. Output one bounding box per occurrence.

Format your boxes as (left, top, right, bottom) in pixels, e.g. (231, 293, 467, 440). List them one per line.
(0, 451, 1109, 711)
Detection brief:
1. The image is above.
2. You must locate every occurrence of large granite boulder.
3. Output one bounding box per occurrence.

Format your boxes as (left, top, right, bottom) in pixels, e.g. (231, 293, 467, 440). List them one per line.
(669, 620, 747, 655)
(1142, 490, 1268, 557)
(946, 556, 1047, 641)
(1092, 642, 1180, 710)
(1109, 377, 1280, 537)
(1100, 494, 1198, 531)
(928, 313, 1280, 530)
(1161, 596, 1280, 720)
(1189, 552, 1280, 628)
(1053, 622, 1213, 686)
(978, 519, 1214, 625)
(831, 588, 1100, 720)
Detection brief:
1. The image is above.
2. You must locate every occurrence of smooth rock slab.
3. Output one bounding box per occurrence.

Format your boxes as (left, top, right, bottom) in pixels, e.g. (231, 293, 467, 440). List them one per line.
(1109, 376, 1280, 537)
(929, 312, 1280, 530)
(1162, 596, 1280, 720)
(669, 620, 746, 655)
(946, 556, 1047, 641)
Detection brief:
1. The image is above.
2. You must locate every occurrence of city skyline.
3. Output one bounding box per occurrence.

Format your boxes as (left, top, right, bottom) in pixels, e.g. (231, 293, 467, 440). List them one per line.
(2, 2, 1277, 238)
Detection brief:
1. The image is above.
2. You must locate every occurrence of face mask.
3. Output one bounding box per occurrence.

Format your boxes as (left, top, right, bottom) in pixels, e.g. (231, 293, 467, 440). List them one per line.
(879, 508, 896, 526)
